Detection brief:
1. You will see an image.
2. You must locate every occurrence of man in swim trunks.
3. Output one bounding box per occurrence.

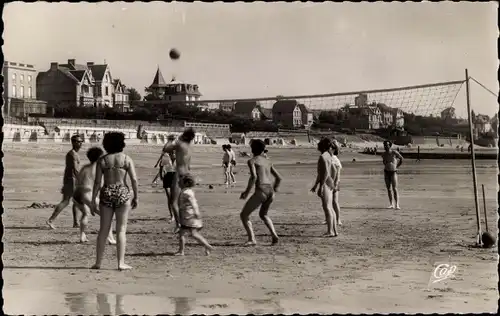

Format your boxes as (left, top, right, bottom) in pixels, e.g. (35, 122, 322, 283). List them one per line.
(47, 135, 83, 229)
(162, 128, 196, 232)
(73, 147, 116, 244)
(239, 139, 282, 246)
(382, 140, 403, 210)
(159, 135, 177, 222)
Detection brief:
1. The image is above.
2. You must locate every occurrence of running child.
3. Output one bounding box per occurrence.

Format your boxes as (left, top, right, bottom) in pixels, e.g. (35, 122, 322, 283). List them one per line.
(239, 139, 282, 246)
(73, 147, 116, 244)
(174, 173, 214, 256)
(382, 140, 403, 209)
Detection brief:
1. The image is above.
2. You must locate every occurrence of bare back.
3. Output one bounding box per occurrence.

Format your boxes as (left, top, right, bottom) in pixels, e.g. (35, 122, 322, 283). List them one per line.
(99, 153, 131, 185)
(164, 141, 191, 175)
(250, 156, 274, 187)
(76, 164, 96, 188)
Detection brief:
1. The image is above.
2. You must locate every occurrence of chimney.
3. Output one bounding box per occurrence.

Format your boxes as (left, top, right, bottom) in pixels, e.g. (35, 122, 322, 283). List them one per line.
(68, 59, 76, 67)
(50, 62, 59, 70)
(87, 62, 94, 67)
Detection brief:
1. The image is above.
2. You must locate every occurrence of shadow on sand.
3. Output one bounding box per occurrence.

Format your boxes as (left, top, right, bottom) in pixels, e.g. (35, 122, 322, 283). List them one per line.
(4, 265, 92, 270)
(10, 240, 74, 245)
(4, 226, 49, 230)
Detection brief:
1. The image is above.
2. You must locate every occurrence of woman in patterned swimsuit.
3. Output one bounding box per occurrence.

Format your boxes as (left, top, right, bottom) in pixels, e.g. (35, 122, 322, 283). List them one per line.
(90, 132, 139, 271)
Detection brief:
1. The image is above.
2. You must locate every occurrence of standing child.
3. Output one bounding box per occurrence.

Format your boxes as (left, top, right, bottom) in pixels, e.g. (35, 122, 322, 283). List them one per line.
(73, 147, 116, 244)
(227, 144, 237, 185)
(175, 173, 214, 256)
(239, 139, 282, 246)
(222, 145, 231, 186)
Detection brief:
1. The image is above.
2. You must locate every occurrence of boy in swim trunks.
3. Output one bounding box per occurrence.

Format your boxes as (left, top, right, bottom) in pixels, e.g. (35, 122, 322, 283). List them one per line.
(73, 147, 116, 244)
(174, 173, 214, 256)
(239, 139, 282, 246)
(47, 135, 83, 229)
(162, 128, 196, 233)
(382, 140, 403, 210)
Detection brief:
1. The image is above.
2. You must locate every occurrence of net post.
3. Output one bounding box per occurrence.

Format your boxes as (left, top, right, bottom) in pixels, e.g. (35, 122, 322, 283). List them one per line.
(465, 69, 482, 246)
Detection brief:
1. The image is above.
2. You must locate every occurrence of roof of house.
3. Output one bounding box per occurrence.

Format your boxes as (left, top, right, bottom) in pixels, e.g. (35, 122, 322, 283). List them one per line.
(233, 101, 260, 115)
(272, 100, 301, 113)
(149, 67, 168, 88)
(297, 103, 310, 114)
(88, 65, 108, 81)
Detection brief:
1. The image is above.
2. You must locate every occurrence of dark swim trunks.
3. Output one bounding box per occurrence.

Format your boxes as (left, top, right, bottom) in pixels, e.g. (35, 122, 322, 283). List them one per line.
(61, 177, 75, 199)
(99, 184, 132, 209)
(255, 183, 274, 204)
(163, 172, 176, 189)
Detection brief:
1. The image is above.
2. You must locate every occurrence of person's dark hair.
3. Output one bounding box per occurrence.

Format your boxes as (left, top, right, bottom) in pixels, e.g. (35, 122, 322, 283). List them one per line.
(180, 173, 196, 188)
(317, 137, 332, 153)
(87, 147, 104, 163)
(383, 140, 393, 148)
(226, 144, 232, 150)
(71, 135, 83, 144)
(102, 132, 126, 154)
(250, 139, 266, 156)
(222, 144, 227, 150)
(180, 128, 196, 143)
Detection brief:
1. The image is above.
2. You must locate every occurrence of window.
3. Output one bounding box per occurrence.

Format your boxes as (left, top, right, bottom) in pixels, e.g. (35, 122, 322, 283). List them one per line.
(28, 87, 32, 98)
(28, 75, 32, 83)
(12, 73, 16, 81)
(20, 74, 24, 82)
(20, 86, 24, 98)
(105, 86, 109, 96)
(12, 85, 17, 97)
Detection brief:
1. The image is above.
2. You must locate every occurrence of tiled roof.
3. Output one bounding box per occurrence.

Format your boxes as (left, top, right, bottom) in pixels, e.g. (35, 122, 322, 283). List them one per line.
(69, 70, 86, 82)
(272, 99, 300, 113)
(89, 65, 108, 81)
(149, 67, 168, 88)
(297, 103, 310, 114)
(234, 101, 259, 115)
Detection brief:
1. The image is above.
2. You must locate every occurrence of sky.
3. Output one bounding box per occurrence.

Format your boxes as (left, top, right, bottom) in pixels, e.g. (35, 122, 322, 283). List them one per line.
(3, 2, 498, 118)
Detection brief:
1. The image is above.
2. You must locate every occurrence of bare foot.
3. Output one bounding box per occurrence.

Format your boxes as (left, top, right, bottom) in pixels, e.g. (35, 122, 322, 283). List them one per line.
(338, 220, 343, 226)
(271, 236, 279, 245)
(323, 232, 338, 238)
(173, 226, 180, 234)
(244, 241, 257, 247)
(395, 205, 401, 210)
(168, 216, 175, 223)
(80, 236, 89, 243)
(322, 220, 327, 225)
(205, 246, 213, 256)
(107, 239, 117, 245)
(387, 205, 394, 209)
(118, 264, 133, 271)
(174, 251, 185, 256)
(90, 264, 100, 270)
(46, 220, 56, 230)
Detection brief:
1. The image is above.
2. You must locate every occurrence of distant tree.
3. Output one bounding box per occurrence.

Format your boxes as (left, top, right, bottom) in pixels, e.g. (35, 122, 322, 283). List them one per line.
(128, 87, 142, 102)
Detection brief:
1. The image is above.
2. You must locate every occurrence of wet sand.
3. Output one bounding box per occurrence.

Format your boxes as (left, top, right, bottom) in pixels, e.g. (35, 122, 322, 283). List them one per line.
(2, 143, 498, 314)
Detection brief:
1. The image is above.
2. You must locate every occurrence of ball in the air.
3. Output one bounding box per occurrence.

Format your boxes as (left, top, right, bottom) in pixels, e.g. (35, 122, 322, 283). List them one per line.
(481, 231, 496, 248)
(169, 48, 181, 60)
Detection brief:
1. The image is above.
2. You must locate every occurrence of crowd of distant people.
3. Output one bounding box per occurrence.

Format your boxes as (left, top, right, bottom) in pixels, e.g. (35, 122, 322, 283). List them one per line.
(45, 130, 404, 270)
